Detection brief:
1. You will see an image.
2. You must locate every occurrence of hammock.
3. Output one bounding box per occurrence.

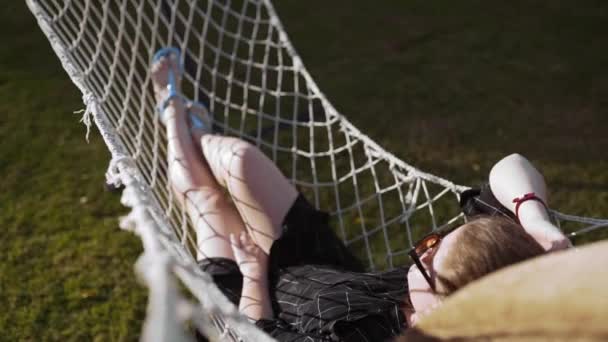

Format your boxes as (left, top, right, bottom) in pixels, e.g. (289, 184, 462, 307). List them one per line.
(27, 0, 608, 340)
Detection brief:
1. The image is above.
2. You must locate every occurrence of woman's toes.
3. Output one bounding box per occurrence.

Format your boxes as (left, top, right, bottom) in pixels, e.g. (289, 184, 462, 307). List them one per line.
(240, 232, 249, 244)
(151, 59, 171, 99)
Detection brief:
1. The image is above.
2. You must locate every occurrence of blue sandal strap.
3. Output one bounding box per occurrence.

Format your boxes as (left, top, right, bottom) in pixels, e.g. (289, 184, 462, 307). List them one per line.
(189, 112, 206, 130)
(187, 101, 211, 131)
(153, 47, 212, 132)
(152, 47, 184, 73)
(157, 87, 185, 113)
(153, 47, 185, 114)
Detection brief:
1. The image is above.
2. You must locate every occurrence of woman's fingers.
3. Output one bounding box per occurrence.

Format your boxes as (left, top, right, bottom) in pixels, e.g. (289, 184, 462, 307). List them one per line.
(232, 231, 268, 265)
(242, 231, 256, 246)
(240, 232, 258, 253)
(231, 232, 259, 257)
(230, 232, 269, 279)
(230, 233, 246, 260)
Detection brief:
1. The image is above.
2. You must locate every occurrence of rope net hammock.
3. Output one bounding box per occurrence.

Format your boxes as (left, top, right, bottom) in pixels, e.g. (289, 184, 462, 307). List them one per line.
(27, 0, 608, 340)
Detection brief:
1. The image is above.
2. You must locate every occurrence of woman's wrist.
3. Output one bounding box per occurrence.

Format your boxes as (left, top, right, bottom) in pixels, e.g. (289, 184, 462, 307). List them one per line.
(242, 271, 269, 285)
(239, 262, 269, 280)
(240, 271, 273, 321)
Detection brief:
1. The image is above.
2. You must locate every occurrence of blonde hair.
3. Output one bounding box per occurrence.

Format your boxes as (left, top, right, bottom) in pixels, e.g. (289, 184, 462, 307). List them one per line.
(437, 216, 545, 295)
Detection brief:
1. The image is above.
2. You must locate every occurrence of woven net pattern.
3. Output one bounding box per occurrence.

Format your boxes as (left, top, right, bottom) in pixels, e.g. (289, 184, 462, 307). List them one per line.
(27, 0, 608, 340)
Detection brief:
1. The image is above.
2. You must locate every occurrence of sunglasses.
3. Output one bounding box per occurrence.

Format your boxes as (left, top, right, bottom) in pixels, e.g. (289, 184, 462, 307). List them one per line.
(408, 224, 460, 292)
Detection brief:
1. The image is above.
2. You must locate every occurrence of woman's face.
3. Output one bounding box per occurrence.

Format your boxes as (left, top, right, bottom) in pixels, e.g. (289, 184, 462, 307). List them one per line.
(407, 225, 465, 312)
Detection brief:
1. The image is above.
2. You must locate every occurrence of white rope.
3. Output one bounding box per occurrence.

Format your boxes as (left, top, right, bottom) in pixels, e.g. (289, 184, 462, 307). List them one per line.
(27, 0, 608, 340)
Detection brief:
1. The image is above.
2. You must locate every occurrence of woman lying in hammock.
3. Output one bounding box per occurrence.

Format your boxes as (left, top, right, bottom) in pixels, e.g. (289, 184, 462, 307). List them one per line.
(151, 48, 571, 341)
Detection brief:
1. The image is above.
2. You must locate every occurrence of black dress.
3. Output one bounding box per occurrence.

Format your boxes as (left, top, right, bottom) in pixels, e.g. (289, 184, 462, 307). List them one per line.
(199, 195, 411, 341)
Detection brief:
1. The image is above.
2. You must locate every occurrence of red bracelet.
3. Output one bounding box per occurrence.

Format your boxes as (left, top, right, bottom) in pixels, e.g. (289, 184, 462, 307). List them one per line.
(512, 192, 547, 222)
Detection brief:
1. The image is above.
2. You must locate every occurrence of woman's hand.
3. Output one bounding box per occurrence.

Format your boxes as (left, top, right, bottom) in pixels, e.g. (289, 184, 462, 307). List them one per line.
(230, 232, 269, 280)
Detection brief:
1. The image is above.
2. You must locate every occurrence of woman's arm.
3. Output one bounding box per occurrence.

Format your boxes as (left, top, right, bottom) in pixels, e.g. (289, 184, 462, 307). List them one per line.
(230, 232, 274, 321)
(489, 154, 571, 252)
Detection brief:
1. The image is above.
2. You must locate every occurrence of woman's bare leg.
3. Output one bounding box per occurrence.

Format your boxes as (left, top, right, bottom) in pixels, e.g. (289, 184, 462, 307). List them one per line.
(192, 133, 299, 254)
(489, 153, 571, 251)
(152, 54, 245, 261)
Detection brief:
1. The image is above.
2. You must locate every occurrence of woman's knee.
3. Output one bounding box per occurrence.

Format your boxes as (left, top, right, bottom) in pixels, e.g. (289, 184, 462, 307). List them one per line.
(226, 140, 262, 179)
(185, 187, 231, 213)
(201, 135, 260, 180)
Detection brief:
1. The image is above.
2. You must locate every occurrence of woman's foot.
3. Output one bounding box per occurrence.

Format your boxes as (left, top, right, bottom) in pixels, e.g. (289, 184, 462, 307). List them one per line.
(151, 48, 200, 201)
(151, 48, 212, 138)
(151, 47, 185, 124)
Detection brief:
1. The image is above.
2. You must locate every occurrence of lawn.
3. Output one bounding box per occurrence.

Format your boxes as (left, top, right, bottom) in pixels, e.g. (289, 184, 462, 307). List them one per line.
(1, 0, 607, 340)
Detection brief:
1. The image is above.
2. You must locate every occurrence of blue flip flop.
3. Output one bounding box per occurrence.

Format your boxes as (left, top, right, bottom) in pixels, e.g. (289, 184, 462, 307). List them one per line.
(152, 47, 212, 132)
(152, 47, 185, 114)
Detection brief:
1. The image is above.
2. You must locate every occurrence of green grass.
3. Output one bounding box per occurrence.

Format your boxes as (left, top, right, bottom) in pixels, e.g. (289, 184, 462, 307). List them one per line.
(1, 2, 145, 340)
(2, 0, 607, 340)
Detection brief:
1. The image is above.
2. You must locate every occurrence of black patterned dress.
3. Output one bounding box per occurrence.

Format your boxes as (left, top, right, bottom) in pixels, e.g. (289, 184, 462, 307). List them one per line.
(199, 195, 411, 341)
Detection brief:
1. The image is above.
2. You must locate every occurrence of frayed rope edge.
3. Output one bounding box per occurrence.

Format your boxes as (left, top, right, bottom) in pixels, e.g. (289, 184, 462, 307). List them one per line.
(73, 93, 98, 142)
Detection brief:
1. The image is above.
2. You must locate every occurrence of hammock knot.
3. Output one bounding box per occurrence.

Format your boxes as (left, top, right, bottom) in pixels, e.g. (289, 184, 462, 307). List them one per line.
(119, 187, 154, 236)
(106, 154, 135, 188)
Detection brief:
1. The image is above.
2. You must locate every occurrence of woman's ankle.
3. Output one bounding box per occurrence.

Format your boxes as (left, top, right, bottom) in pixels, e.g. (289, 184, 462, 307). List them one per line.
(517, 203, 563, 239)
(517, 200, 550, 223)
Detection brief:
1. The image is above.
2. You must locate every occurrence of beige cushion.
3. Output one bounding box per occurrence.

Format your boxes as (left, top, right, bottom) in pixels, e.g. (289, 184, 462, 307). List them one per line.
(400, 240, 608, 341)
